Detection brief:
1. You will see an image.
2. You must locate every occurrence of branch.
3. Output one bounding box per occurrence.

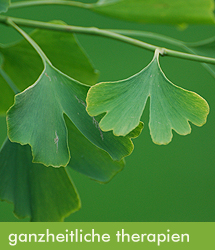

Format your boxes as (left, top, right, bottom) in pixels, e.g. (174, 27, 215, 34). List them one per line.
(10, 0, 92, 9)
(1, 15, 215, 65)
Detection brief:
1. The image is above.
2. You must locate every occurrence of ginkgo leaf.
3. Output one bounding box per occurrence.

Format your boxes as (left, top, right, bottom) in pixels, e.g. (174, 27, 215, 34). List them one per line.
(66, 115, 130, 183)
(0, 138, 80, 222)
(92, 0, 214, 25)
(0, 0, 10, 13)
(7, 62, 143, 167)
(0, 20, 98, 114)
(86, 49, 209, 145)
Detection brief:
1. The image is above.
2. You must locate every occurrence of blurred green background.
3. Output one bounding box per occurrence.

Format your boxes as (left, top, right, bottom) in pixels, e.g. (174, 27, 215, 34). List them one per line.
(0, 0, 215, 222)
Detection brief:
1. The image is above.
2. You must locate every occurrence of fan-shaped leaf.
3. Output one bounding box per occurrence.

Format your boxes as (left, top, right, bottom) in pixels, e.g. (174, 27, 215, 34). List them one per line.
(0, 0, 10, 13)
(0, 138, 80, 222)
(0, 21, 98, 114)
(7, 62, 143, 167)
(92, 0, 214, 25)
(86, 49, 209, 145)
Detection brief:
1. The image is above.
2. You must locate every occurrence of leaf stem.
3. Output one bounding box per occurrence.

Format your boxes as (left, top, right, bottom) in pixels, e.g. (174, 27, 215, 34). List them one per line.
(5, 18, 52, 65)
(1, 15, 215, 65)
(10, 0, 92, 9)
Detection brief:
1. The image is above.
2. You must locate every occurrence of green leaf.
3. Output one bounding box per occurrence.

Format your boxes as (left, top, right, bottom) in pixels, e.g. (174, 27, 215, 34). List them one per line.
(0, 138, 80, 222)
(0, 21, 99, 114)
(92, 0, 214, 25)
(7, 62, 143, 167)
(0, 0, 10, 13)
(66, 115, 125, 183)
(86, 49, 209, 145)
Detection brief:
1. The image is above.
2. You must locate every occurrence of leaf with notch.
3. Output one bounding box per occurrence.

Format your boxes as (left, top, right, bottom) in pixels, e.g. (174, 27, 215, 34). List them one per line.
(86, 49, 209, 145)
(0, 138, 80, 222)
(0, 20, 99, 114)
(92, 0, 214, 25)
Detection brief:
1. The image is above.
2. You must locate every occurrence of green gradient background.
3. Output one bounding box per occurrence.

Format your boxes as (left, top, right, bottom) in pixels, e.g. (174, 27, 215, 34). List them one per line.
(0, 0, 215, 222)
